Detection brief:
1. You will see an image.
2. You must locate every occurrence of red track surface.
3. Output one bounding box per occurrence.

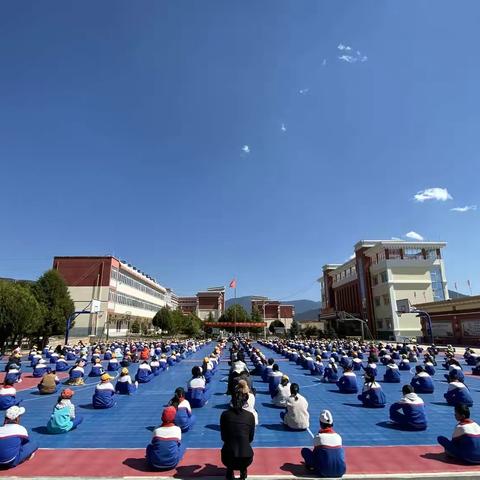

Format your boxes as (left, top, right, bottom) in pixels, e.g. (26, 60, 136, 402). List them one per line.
(9, 446, 480, 477)
(0, 373, 69, 392)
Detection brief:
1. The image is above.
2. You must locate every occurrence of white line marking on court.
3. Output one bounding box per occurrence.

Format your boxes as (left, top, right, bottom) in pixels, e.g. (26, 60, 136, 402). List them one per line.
(306, 427, 314, 438)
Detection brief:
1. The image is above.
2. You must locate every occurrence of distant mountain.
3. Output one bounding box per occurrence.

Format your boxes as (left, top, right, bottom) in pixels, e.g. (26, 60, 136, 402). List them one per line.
(296, 308, 321, 323)
(225, 296, 321, 315)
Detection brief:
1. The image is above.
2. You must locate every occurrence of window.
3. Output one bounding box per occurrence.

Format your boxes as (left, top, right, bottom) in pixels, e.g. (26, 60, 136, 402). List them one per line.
(377, 250, 386, 262)
(384, 318, 393, 330)
(115, 270, 165, 301)
(374, 296, 381, 307)
(426, 249, 440, 260)
(430, 267, 445, 301)
(383, 294, 390, 306)
(380, 271, 388, 283)
(388, 248, 402, 260)
(404, 248, 423, 260)
(376, 319, 384, 329)
(373, 275, 378, 286)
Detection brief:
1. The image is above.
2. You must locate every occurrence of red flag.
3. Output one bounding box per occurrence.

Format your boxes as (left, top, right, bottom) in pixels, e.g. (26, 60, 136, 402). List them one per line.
(229, 279, 237, 289)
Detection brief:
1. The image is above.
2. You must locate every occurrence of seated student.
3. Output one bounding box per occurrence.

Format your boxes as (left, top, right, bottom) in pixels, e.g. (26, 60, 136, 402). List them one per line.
(159, 354, 168, 371)
(399, 355, 411, 371)
(30, 351, 42, 368)
(169, 387, 195, 433)
(37, 370, 60, 395)
(438, 404, 480, 464)
(0, 406, 38, 469)
(135, 361, 154, 384)
(186, 366, 208, 408)
(49, 352, 59, 364)
(408, 351, 418, 363)
(358, 373, 386, 408)
(4, 364, 21, 385)
(150, 357, 161, 376)
(384, 359, 401, 383)
(262, 358, 275, 383)
(115, 368, 138, 395)
(323, 359, 339, 384)
(202, 357, 214, 383)
(445, 360, 465, 383)
(54, 355, 69, 372)
(92, 373, 116, 409)
(268, 364, 283, 398)
(424, 355, 436, 376)
(363, 357, 377, 378)
(107, 354, 120, 372)
(167, 352, 177, 367)
(337, 365, 358, 394)
(473, 357, 480, 376)
(66, 360, 86, 386)
(32, 359, 49, 378)
(301, 409, 346, 478)
(0, 380, 21, 410)
(89, 358, 105, 377)
(146, 406, 186, 471)
(273, 376, 291, 408)
(411, 366, 435, 394)
(444, 372, 473, 407)
(47, 389, 83, 434)
(351, 353, 363, 372)
(312, 356, 325, 376)
(281, 383, 310, 431)
(389, 385, 427, 431)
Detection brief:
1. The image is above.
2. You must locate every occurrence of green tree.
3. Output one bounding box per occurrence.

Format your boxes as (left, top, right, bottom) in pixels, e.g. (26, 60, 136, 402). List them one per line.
(269, 319, 285, 334)
(32, 269, 74, 344)
(0, 281, 42, 349)
(130, 319, 140, 334)
(182, 313, 202, 336)
(289, 319, 300, 339)
(224, 304, 249, 324)
(170, 309, 186, 334)
(303, 325, 318, 338)
(152, 307, 173, 334)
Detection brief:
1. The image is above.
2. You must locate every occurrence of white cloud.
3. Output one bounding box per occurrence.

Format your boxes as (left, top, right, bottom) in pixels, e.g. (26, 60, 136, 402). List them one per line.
(450, 205, 477, 212)
(322, 58, 327, 67)
(338, 55, 357, 63)
(299, 88, 309, 95)
(337, 43, 352, 51)
(414, 187, 452, 202)
(281, 123, 287, 132)
(241, 145, 250, 154)
(405, 231, 424, 241)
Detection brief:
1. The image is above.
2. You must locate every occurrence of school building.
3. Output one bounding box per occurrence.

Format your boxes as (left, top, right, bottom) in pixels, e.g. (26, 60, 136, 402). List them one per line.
(250, 297, 295, 331)
(319, 240, 449, 341)
(53, 256, 174, 338)
(178, 287, 225, 321)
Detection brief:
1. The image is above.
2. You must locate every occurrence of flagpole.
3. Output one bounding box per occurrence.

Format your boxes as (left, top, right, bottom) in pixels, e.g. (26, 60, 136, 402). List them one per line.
(234, 283, 237, 336)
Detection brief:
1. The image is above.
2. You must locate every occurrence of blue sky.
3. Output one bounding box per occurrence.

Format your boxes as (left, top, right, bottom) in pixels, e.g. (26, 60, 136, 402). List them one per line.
(1, 1, 480, 301)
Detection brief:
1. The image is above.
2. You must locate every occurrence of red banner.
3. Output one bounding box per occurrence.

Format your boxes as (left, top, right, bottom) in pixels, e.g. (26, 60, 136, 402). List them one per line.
(204, 322, 266, 328)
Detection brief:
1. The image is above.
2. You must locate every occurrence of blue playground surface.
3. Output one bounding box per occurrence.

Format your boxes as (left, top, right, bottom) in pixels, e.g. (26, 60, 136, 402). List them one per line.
(5, 343, 480, 451)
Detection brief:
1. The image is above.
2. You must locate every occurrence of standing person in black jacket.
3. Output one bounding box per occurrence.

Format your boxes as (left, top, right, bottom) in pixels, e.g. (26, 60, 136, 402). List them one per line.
(220, 386, 255, 480)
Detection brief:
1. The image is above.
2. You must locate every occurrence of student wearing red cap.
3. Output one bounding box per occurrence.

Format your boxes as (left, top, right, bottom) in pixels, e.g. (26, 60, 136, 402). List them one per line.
(47, 389, 83, 434)
(146, 406, 186, 470)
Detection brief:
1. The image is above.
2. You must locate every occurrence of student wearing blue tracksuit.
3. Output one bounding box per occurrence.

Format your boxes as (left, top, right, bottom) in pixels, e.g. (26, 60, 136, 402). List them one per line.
(389, 385, 427, 430)
(384, 359, 401, 383)
(399, 355, 411, 371)
(146, 407, 186, 470)
(363, 358, 377, 378)
(186, 366, 209, 408)
(55, 356, 69, 372)
(170, 387, 195, 433)
(135, 362, 154, 383)
(438, 405, 480, 464)
(351, 354, 363, 372)
(444, 374, 473, 407)
(411, 366, 435, 394)
(445, 362, 465, 383)
(268, 365, 283, 398)
(301, 410, 346, 478)
(92, 374, 116, 409)
(89, 358, 105, 377)
(337, 366, 358, 394)
(115, 368, 138, 395)
(358, 374, 386, 408)
(323, 359, 339, 384)
(33, 360, 49, 378)
(0, 406, 38, 469)
(0, 380, 21, 411)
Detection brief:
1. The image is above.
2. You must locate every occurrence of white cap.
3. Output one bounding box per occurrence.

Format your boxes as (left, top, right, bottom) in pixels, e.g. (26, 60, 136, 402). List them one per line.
(320, 409, 333, 425)
(6, 405, 25, 420)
